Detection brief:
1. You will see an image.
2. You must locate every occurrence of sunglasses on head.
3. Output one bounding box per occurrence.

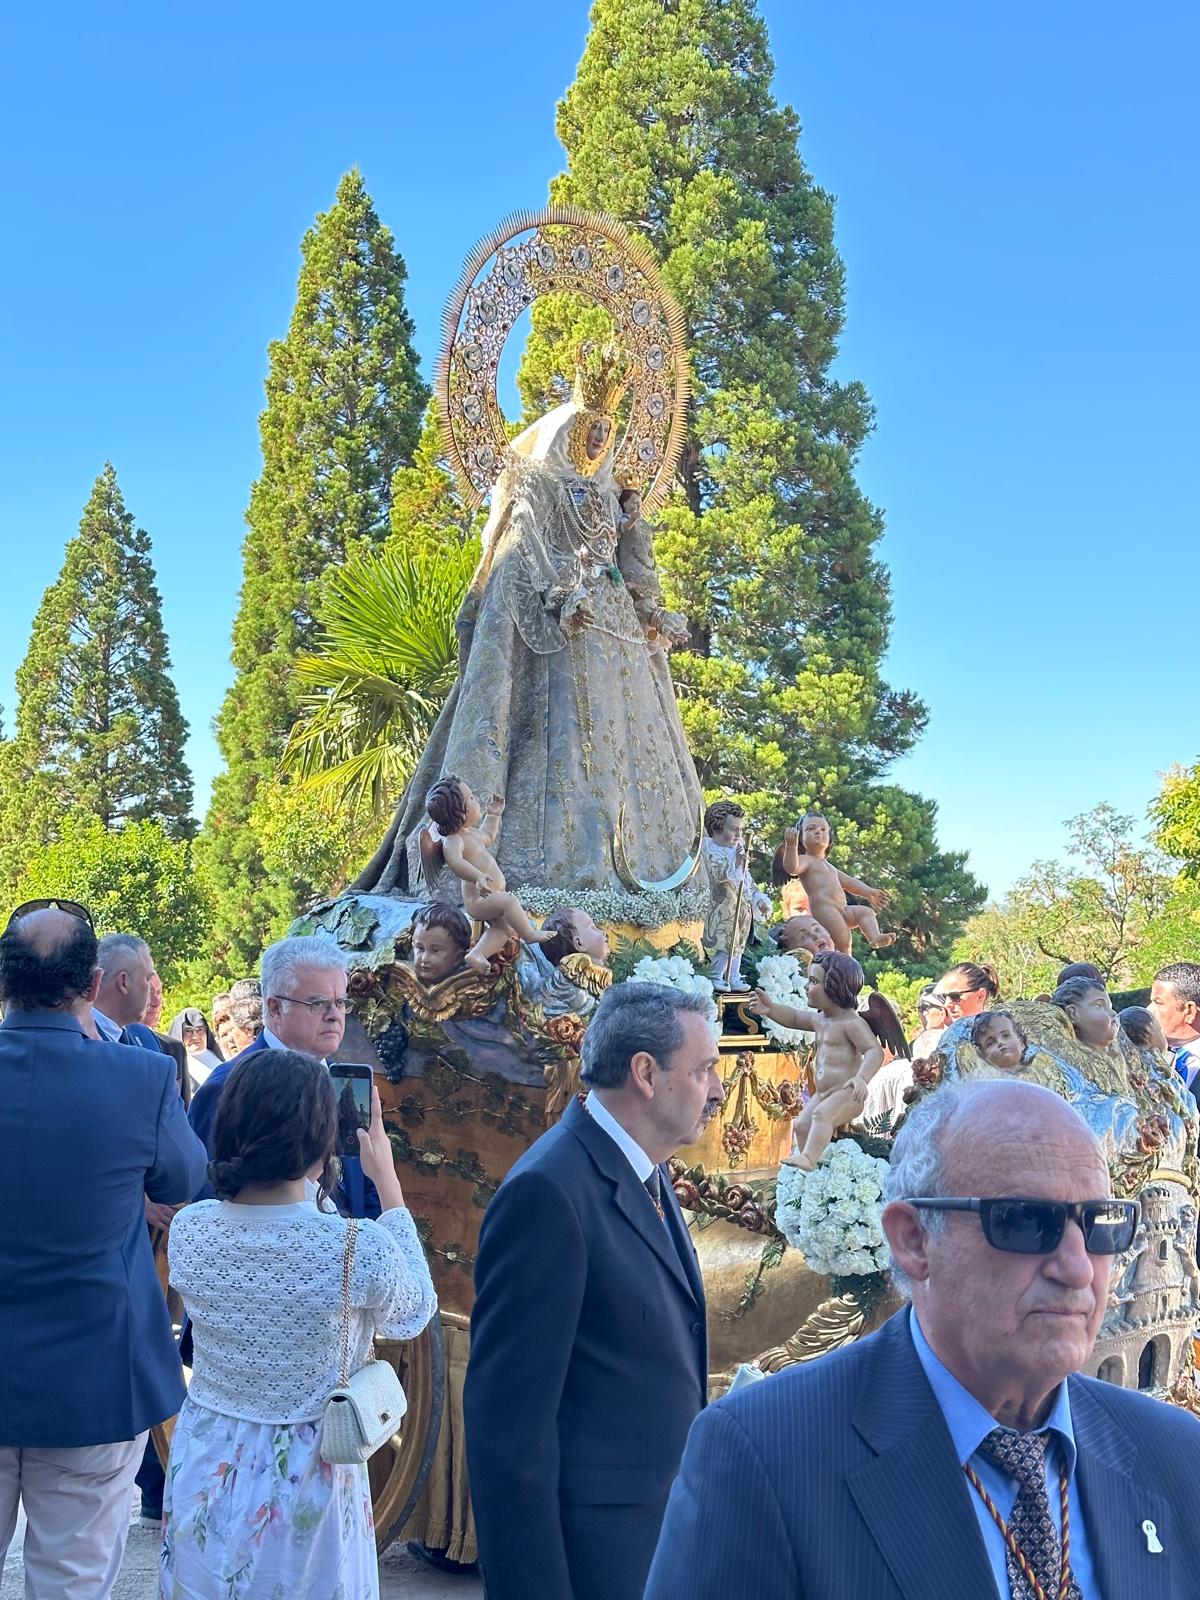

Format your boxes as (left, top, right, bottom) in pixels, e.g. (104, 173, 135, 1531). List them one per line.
(5, 897, 95, 932)
(907, 1196, 1138, 1255)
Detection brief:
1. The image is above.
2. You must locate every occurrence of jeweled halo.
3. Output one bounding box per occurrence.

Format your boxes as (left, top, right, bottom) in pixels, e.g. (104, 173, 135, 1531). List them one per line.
(436, 206, 691, 514)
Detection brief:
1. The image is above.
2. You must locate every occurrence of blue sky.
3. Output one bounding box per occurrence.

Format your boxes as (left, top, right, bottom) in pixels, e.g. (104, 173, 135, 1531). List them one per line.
(1, 0, 1196, 898)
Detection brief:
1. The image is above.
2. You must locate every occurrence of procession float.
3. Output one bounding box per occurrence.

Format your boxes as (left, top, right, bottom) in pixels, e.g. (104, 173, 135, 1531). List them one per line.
(271, 207, 1200, 1558)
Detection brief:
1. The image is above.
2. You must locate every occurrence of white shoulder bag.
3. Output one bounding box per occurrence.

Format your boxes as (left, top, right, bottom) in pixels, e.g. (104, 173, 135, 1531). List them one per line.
(320, 1218, 408, 1464)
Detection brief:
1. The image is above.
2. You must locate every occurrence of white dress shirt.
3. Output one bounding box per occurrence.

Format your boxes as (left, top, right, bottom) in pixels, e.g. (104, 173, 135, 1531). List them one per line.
(91, 1006, 123, 1043)
(584, 1090, 656, 1181)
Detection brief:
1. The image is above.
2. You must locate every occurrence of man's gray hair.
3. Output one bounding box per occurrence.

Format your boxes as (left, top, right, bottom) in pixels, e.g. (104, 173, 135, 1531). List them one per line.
(260, 936, 346, 999)
(96, 933, 150, 976)
(580, 982, 712, 1089)
(883, 1080, 981, 1297)
(229, 992, 264, 1034)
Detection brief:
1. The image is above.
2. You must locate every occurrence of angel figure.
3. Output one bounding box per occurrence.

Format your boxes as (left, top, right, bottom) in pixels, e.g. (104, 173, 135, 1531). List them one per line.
(778, 813, 896, 955)
(749, 952, 888, 1170)
(424, 776, 555, 974)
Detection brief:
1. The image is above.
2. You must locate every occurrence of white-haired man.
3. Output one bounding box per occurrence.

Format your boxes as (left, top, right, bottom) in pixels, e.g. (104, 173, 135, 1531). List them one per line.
(647, 1078, 1200, 1600)
(187, 937, 377, 1215)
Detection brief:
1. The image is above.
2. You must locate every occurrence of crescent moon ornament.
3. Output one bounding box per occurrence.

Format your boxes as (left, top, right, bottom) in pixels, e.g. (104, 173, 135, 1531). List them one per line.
(436, 206, 691, 515)
(612, 803, 705, 895)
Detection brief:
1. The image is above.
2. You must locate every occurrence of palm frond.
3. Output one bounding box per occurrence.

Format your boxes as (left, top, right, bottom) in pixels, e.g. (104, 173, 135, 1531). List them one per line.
(283, 542, 473, 814)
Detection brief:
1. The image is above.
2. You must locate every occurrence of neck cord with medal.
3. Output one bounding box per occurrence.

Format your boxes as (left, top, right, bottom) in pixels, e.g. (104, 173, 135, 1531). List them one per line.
(963, 1449, 1074, 1600)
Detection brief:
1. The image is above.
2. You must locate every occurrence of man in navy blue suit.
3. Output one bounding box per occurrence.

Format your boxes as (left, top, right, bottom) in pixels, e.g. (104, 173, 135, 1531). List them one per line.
(646, 1078, 1200, 1600)
(465, 982, 725, 1600)
(0, 903, 206, 1598)
(188, 934, 378, 1219)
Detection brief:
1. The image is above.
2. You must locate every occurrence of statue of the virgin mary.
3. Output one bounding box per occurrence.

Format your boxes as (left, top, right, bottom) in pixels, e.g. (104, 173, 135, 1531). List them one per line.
(353, 344, 704, 907)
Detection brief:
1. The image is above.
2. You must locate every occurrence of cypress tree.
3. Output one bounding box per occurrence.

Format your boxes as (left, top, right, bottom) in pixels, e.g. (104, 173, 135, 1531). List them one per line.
(0, 464, 193, 892)
(201, 169, 428, 968)
(520, 0, 982, 966)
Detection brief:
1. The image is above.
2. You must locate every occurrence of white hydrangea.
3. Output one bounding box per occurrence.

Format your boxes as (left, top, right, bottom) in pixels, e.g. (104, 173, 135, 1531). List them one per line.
(629, 954, 720, 1039)
(774, 1139, 891, 1277)
(753, 953, 813, 1048)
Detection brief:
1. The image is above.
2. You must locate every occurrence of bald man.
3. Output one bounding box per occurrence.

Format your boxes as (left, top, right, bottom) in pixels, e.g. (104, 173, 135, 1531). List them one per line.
(0, 906, 205, 1599)
(647, 1079, 1200, 1600)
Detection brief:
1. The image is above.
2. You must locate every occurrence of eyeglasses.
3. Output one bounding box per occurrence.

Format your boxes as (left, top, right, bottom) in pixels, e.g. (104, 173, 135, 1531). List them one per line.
(5, 897, 95, 932)
(271, 995, 349, 1015)
(906, 1196, 1138, 1255)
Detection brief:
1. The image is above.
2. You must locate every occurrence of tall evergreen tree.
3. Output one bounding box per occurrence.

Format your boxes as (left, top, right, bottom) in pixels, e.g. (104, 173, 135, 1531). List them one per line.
(0, 464, 192, 891)
(201, 169, 428, 967)
(520, 0, 982, 966)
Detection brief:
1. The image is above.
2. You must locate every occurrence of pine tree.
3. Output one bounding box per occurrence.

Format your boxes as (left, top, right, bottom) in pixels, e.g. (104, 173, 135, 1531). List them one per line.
(520, 0, 982, 967)
(387, 401, 481, 562)
(201, 169, 428, 968)
(0, 464, 192, 892)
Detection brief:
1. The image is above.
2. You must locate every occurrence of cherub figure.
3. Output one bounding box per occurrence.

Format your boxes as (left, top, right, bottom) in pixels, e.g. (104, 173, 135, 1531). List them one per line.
(972, 1011, 1029, 1072)
(749, 952, 885, 1171)
(701, 800, 771, 992)
(778, 813, 895, 955)
(425, 775, 555, 974)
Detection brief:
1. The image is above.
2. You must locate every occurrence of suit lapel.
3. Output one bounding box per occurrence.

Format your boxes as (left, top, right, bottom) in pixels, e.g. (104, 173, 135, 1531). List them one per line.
(565, 1101, 698, 1307)
(847, 1314, 1000, 1600)
(1070, 1379, 1174, 1600)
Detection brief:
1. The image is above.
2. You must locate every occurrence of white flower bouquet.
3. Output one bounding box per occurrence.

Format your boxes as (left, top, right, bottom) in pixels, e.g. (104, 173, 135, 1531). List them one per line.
(629, 953, 720, 1039)
(774, 1139, 891, 1277)
(754, 953, 813, 1047)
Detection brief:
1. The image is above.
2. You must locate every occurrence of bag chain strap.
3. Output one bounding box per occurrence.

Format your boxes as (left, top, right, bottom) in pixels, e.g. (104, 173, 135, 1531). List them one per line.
(336, 1217, 359, 1388)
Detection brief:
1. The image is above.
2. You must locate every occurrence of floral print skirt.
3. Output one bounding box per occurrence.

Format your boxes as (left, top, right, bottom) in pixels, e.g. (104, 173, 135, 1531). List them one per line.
(158, 1398, 377, 1599)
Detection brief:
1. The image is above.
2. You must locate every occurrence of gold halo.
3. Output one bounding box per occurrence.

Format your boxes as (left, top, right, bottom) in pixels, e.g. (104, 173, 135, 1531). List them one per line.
(436, 206, 690, 513)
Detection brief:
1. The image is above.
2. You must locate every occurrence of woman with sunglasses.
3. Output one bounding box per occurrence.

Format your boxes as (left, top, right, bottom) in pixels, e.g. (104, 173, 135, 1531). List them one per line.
(933, 960, 1000, 1022)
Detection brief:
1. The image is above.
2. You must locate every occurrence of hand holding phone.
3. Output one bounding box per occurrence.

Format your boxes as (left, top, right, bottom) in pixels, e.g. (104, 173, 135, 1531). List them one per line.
(355, 1083, 406, 1212)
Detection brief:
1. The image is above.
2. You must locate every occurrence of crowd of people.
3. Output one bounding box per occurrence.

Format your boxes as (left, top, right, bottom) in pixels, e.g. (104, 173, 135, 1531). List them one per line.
(1, 891, 1199, 1599)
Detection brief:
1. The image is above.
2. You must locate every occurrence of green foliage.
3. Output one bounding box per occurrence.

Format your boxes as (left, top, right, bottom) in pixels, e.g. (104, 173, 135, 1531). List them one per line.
(284, 541, 474, 815)
(201, 169, 428, 970)
(870, 969, 928, 1033)
(389, 401, 482, 561)
(15, 817, 207, 986)
(522, 0, 982, 969)
(1152, 761, 1200, 875)
(954, 804, 1177, 994)
(0, 466, 193, 895)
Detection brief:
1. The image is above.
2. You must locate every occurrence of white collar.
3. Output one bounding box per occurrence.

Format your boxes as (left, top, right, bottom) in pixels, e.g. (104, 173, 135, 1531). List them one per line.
(262, 1024, 328, 1068)
(584, 1090, 655, 1182)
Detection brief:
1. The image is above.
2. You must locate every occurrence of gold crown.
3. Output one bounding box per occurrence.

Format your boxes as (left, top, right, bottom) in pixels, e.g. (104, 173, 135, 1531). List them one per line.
(572, 340, 634, 415)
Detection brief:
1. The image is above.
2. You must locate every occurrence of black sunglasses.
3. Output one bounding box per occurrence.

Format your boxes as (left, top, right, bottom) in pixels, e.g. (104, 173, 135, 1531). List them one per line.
(907, 1196, 1138, 1255)
(934, 987, 980, 1004)
(5, 897, 95, 932)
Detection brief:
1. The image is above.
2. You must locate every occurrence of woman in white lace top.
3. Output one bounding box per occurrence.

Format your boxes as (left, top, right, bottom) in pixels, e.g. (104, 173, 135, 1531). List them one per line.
(159, 1048, 437, 1600)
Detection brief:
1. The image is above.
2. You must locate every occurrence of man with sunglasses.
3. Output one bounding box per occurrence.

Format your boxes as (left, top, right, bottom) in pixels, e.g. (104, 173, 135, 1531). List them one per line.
(0, 903, 206, 1598)
(647, 1078, 1200, 1600)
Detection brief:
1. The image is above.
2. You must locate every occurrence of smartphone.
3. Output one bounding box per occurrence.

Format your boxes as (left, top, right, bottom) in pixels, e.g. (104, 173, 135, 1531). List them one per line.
(329, 1064, 374, 1157)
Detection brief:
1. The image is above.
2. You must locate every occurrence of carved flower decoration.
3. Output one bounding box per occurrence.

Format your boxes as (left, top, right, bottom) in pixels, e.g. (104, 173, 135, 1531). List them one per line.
(911, 1055, 943, 1090)
(347, 967, 380, 1000)
(1137, 1113, 1171, 1154)
(544, 1013, 586, 1051)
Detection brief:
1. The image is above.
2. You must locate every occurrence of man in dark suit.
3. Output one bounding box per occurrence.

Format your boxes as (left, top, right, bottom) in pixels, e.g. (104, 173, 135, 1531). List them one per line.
(0, 904, 206, 1597)
(188, 934, 378, 1218)
(465, 982, 725, 1600)
(646, 1078, 1200, 1600)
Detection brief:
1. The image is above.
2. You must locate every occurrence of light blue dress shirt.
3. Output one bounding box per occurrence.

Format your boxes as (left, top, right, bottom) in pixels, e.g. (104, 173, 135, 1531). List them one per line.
(910, 1309, 1097, 1599)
